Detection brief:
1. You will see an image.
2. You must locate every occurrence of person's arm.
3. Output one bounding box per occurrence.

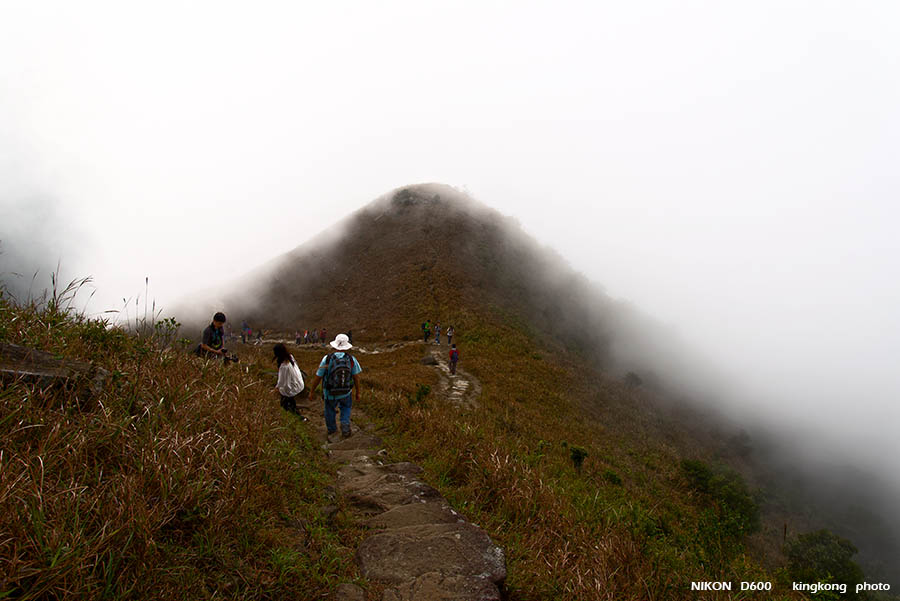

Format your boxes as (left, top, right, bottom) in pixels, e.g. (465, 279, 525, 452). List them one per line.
(307, 374, 322, 399)
(275, 364, 286, 393)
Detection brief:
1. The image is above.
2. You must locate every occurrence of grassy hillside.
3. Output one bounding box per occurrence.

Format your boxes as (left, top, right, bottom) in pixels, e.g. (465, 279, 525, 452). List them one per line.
(3, 184, 890, 599)
(0, 293, 367, 599)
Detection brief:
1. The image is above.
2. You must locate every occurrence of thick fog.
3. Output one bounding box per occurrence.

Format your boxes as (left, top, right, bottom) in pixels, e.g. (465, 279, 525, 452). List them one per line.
(2, 2, 899, 501)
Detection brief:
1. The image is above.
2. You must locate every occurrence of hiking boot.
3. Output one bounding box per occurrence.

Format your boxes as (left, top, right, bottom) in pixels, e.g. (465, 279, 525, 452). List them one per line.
(326, 431, 340, 443)
(341, 428, 352, 439)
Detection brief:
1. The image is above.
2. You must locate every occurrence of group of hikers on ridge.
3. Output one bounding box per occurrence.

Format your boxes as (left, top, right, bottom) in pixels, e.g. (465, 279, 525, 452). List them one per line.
(422, 320, 461, 375)
(422, 320, 454, 346)
(293, 328, 352, 346)
(196, 313, 463, 441)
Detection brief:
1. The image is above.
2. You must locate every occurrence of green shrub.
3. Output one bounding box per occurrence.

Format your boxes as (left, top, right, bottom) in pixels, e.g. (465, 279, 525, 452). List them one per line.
(409, 384, 431, 406)
(602, 469, 623, 486)
(570, 446, 588, 471)
(786, 529, 864, 597)
(681, 460, 760, 541)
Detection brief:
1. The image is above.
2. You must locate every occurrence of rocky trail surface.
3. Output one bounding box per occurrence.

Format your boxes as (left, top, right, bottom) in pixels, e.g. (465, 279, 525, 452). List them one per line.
(294, 341, 502, 600)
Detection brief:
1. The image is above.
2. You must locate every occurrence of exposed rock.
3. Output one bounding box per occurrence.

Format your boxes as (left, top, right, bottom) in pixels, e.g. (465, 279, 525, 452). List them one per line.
(339, 463, 441, 515)
(365, 501, 462, 530)
(334, 582, 366, 601)
(0, 343, 108, 399)
(383, 572, 502, 601)
(356, 523, 506, 585)
(420, 355, 438, 365)
(329, 433, 383, 450)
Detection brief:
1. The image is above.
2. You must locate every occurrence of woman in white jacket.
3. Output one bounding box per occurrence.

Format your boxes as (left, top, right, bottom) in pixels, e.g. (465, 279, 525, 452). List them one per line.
(273, 343, 307, 420)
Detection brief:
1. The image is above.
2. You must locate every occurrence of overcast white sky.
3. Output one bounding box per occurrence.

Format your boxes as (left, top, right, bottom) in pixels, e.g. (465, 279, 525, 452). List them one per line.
(2, 2, 899, 481)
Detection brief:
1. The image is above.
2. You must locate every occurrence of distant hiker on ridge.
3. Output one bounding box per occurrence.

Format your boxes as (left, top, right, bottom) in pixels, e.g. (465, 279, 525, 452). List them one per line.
(449, 343, 460, 375)
(434, 322, 441, 345)
(241, 320, 249, 344)
(273, 343, 307, 420)
(423, 320, 431, 343)
(306, 333, 362, 442)
(446, 325, 455, 346)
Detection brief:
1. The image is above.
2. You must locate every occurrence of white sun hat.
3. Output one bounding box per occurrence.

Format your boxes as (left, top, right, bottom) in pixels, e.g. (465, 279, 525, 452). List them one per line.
(329, 333, 353, 351)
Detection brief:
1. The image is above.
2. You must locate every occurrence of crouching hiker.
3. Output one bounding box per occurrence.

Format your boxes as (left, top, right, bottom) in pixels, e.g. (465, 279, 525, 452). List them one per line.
(273, 343, 307, 420)
(306, 333, 361, 442)
(196, 312, 237, 363)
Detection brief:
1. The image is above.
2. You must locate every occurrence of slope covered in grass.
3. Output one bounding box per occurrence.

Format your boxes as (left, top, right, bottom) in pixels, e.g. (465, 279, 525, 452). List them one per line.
(0, 294, 365, 600)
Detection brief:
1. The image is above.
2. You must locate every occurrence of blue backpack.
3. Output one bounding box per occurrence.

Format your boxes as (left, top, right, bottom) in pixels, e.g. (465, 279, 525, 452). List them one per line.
(325, 353, 355, 397)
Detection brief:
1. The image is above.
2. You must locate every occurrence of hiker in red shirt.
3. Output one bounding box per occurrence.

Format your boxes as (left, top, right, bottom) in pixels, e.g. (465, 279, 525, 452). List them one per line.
(449, 344, 459, 375)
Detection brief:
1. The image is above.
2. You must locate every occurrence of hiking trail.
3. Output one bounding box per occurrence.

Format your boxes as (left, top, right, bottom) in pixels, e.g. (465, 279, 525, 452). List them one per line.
(292, 342, 502, 601)
(422, 344, 481, 410)
(284, 339, 482, 409)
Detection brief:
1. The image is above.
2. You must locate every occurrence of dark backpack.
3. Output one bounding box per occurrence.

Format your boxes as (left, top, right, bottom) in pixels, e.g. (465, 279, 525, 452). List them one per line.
(324, 353, 355, 397)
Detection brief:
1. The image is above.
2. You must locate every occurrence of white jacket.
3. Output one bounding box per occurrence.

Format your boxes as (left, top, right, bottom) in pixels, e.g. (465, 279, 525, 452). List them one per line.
(276, 358, 305, 397)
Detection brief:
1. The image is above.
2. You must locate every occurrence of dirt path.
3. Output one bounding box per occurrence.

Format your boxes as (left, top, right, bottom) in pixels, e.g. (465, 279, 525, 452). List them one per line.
(292, 393, 505, 601)
(423, 345, 482, 409)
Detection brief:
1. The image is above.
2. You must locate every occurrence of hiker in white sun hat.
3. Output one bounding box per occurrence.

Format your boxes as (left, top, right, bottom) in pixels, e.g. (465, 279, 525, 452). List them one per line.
(307, 333, 362, 442)
(330, 333, 353, 351)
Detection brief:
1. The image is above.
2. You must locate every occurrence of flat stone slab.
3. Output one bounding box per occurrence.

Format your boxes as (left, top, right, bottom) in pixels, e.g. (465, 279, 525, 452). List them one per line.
(356, 523, 506, 585)
(339, 465, 442, 515)
(329, 449, 376, 464)
(0, 343, 107, 396)
(328, 433, 383, 450)
(382, 572, 502, 601)
(365, 501, 463, 530)
(334, 582, 366, 601)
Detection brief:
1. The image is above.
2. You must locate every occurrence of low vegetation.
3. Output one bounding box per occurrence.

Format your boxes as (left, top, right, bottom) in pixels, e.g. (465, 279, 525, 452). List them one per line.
(2, 269, 885, 600)
(0, 290, 362, 599)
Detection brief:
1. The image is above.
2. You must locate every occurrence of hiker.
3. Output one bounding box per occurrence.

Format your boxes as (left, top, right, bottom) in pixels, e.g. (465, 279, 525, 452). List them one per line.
(449, 344, 460, 375)
(434, 323, 441, 345)
(255, 329, 263, 345)
(423, 320, 431, 343)
(196, 312, 231, 361)
(446, 325, 455, 346)
(295, 330, 302, 344)
(320, 328, 327, 346)
(306, 333, 362, 442)
(241, 320, 249, 344)
(303, 329, 309, 344)
(273, 343, 307, 420)
(347, 330, 353, 344)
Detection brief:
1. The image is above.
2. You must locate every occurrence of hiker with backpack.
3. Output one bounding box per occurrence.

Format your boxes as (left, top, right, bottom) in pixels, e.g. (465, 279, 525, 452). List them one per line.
(306, 333, 362, 442)
(273, 343, 307, 420)
(449, 344, 460, 375)
(423, 320, 431, 342)
(434, 323, 441, 345)
(446, 325, 455, 346)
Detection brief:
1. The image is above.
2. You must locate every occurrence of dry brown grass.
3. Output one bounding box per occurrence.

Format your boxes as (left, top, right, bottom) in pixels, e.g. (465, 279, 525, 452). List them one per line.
(0, 296, 364, 600)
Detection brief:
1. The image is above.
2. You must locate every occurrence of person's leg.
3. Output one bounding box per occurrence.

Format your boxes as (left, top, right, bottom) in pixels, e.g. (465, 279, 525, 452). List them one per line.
(339, 396, 353, 436)
(324, 398, 338, 434)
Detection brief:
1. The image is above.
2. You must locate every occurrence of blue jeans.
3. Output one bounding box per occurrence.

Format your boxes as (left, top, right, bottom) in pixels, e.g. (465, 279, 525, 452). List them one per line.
(324, 395, 353, 434)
